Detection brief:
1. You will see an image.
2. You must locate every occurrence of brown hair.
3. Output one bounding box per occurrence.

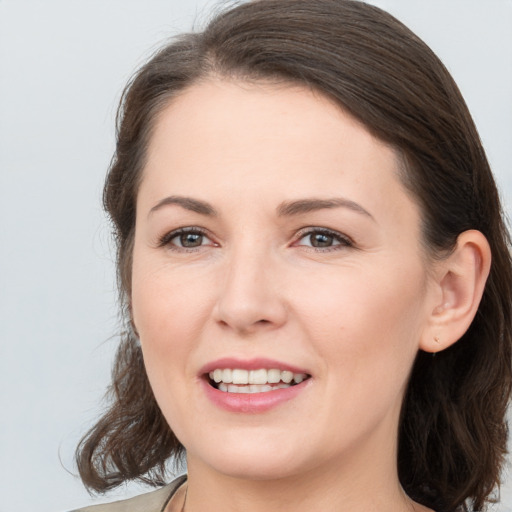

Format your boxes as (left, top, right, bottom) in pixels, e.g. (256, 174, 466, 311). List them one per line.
(76, 1, 512, 510)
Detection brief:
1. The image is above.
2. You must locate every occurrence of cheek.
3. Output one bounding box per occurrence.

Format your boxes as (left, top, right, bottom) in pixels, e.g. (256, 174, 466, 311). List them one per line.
(132, 249, 209, 336)
(130, 252, 213, 392)
(293, 258, 428, 385)
(293, 257, 427, 336)
(298, 267, 427, 444)
(130, 262, 212, 438)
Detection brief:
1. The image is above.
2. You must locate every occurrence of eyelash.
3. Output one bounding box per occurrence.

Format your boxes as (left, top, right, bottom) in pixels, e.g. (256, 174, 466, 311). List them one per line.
(294, 227, 354, 252)
(158, 227, 214, 251)
(158, 226, 354, 252)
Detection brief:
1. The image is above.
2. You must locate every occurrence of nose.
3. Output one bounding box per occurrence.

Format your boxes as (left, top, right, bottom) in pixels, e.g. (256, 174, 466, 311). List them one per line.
(212, 246, 288, 335)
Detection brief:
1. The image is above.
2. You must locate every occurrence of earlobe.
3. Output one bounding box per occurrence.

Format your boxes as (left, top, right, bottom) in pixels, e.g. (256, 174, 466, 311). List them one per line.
(420, 230, 491, 353)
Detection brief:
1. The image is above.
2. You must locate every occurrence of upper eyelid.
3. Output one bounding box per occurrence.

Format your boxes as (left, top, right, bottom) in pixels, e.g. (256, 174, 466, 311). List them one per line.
(294, 226, 354, 243)
(158, 226, 214, 247)
(157, 225, 353, 247)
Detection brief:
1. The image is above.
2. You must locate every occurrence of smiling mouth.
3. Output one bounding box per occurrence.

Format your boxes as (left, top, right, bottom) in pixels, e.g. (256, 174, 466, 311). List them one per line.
(207, 368, 311, 394)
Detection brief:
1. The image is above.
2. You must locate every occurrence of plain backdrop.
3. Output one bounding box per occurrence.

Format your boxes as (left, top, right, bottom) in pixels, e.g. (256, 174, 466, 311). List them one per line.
(1, 1, 511, 511)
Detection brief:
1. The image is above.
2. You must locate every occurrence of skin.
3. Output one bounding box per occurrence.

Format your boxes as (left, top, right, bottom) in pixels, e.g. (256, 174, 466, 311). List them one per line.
(131, 79, 448, 512)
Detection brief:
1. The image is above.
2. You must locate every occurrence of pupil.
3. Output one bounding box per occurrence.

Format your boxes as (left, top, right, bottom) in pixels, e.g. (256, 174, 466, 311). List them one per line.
(312, 233, 332, 247)
(181, 233, 202, 247)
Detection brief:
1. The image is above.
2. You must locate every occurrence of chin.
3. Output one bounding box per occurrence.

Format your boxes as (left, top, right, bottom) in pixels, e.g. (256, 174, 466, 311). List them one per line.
(211, 457, 306, 482)
(186, 433, 313, 481)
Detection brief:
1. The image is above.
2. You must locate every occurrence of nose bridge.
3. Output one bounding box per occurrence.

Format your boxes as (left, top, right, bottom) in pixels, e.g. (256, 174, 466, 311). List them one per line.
(214, 236, 286, 332)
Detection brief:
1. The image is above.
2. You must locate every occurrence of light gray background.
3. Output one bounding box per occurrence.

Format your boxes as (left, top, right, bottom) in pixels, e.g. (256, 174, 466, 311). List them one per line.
(1, 1, 511, 511)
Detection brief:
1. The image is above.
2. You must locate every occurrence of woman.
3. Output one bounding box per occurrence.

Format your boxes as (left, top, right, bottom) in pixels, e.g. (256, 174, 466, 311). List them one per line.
(72, 1, 512, 511)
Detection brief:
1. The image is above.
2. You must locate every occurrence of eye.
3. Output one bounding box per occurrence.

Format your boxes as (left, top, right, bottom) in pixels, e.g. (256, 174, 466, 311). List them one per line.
(159, 227, 215, 250)
(175, 232, 206, 248)
(295, 228, 353, 250)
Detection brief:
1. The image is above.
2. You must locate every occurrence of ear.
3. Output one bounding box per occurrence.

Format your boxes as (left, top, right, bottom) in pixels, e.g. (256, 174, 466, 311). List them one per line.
(420, 230, 491, 353)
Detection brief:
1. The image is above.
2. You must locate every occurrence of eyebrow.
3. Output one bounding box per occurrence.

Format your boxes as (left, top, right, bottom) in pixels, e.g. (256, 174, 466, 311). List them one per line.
(149, 196, 218, 217)
(148, 195, 374, 221)
(277, 197, 374, 220)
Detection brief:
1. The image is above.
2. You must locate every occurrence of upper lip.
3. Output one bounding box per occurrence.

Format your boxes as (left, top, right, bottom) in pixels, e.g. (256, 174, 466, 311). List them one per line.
(199, 357, 310, 376)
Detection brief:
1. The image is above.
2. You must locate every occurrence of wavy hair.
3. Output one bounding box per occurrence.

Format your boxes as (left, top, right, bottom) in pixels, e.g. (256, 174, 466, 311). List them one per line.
(76, 1, 512, 510)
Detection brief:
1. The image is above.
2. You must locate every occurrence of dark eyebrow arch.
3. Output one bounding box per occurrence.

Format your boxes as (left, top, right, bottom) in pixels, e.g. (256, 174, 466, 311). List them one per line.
(277, 197, 374, 220)
(149, 196, 218, 217)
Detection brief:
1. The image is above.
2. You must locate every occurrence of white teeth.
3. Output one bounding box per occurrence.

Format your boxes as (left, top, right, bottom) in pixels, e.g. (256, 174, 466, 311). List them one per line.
(219, 383, 290, 394)
(209, 369, 233, 383)
(267, 369, 281, 383)
(281, 371, 293, 383)
(209, 367, 308, 392)
(249, 369, 267, 384)
(250, 384, 273, 393)
(232, 369, 249, 384)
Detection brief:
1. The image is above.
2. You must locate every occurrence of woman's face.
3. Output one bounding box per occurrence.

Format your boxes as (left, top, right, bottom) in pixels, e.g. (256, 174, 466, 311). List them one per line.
(131, 80, 437, 482)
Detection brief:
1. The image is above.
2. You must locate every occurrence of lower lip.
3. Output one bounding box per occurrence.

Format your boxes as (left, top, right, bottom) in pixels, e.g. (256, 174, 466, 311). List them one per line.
(201, 378, 310, 413)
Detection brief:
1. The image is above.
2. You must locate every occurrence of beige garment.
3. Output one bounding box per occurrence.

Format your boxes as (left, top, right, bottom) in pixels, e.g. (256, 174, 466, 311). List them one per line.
(69, 475, 187, 512)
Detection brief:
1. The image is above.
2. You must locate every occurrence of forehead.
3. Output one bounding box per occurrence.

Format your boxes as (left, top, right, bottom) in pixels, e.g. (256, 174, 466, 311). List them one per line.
(148, 79, 384, 157)
(140, 79, 420, 231)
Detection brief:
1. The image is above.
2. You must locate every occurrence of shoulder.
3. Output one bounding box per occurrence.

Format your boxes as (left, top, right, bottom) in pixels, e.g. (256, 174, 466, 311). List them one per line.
(68, 475, 187, 512)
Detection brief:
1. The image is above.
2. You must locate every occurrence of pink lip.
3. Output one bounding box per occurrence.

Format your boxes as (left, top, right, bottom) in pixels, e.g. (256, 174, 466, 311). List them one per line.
(198, 357, 312, 413)
(199, 357, 309, 375)
(200, 378, 311, 413)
